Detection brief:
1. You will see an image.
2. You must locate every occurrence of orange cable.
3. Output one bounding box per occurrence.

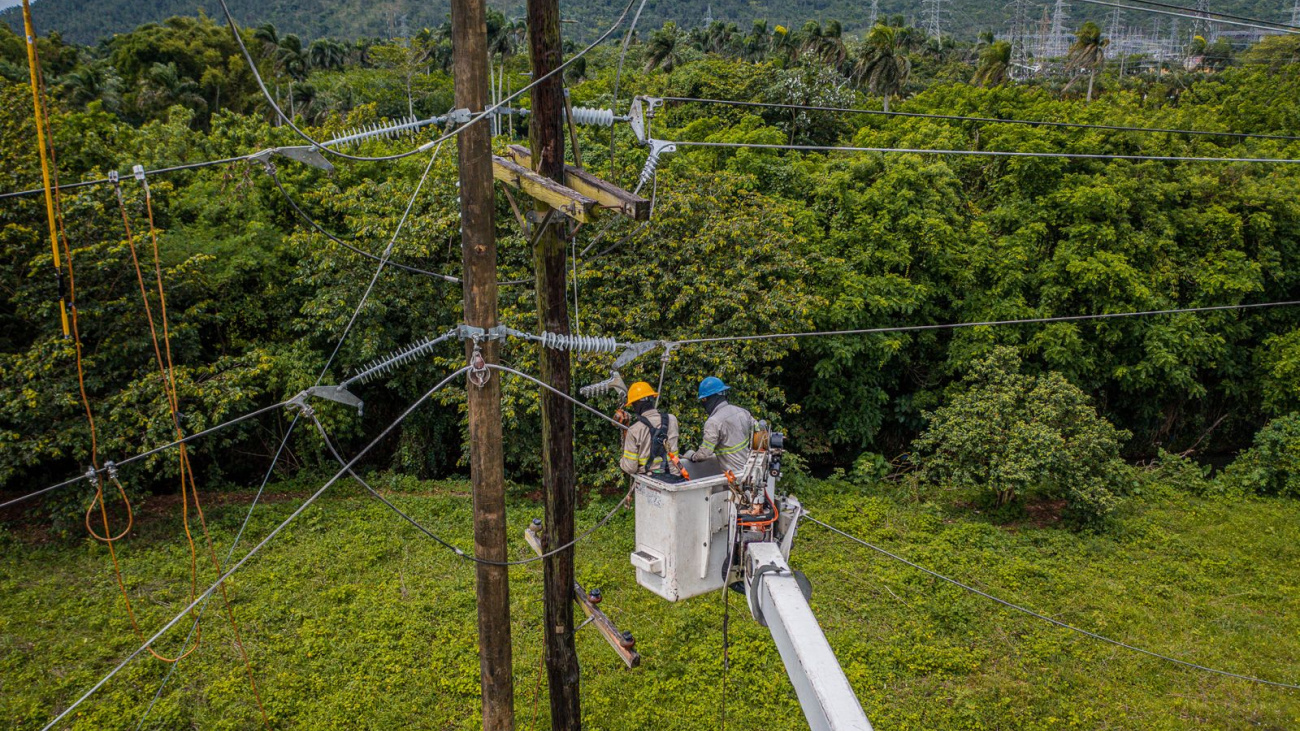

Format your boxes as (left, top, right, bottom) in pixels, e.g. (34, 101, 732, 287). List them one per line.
(141, 188, 269, 726)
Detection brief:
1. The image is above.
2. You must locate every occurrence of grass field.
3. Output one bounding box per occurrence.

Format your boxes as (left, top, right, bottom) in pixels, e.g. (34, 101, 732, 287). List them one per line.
(2, 475, 1299, 730)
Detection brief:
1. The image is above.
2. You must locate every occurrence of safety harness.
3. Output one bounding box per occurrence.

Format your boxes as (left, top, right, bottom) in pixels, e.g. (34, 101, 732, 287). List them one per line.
(636, 412, 672, 474)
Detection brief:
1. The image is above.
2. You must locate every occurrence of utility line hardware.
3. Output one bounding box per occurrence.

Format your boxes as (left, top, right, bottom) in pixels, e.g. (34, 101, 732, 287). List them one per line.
(343, 329, 460, 387)
(524, 518, 643, 668)
(506, 146, 650, 220)
(245, 147, 335, 173)
(637, 140, 677, 190)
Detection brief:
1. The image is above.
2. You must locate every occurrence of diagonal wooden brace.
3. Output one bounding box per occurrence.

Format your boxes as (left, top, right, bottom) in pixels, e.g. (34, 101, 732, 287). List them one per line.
(525, 519, 642, 668)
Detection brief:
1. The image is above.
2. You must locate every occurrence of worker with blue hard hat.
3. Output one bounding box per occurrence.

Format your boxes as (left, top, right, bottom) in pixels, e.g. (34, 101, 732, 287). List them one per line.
(685, 376, 755, 474)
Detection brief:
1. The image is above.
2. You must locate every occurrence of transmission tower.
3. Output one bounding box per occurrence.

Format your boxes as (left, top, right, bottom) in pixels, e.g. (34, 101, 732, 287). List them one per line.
(1048, 0, 1070, 59)
(1292, 0, 1300, 27)
(1006, 0, 1034, 76)
(1193, 0, 1212, 40)
(923, 0, 946, 41)
(869, 0, 880, 28)
(704, 3, 713, 24)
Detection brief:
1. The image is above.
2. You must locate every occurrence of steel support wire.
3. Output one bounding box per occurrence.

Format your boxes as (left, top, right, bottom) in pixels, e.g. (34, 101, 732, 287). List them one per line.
(0, 400, 291, 511)
(265, 166, 460, 281)
(1118, 0, 1300, 31)
(0, 156, 250, 202)
(134, 413, 301, 731)
(658, 96, 1300, 143)
(215, 0, 639, 163)
(669, 299, 1300, 346)
(309, 411, 633, 566)
(804, 515, 1300, 691)
(670, 139, 1300, 165)
(37, 367, 470, 731)
(1071, 0, 1300, 34)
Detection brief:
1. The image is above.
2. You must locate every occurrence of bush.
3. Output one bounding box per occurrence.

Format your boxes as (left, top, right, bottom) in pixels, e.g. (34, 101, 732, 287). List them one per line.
(1141, 448, 1218, 497)
(911, 348, 1131, 526)
(1222, 413, 1300, 497)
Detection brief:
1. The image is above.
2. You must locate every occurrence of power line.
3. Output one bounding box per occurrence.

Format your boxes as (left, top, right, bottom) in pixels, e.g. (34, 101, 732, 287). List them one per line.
(805, 515, 1300, 690)
(134, 413, 301, 730)
(311, 411, 634, 566)
(670, 139, 1300, 165)
(659, 96, 1300, 142)
(1118, 0, 1300, 32)
(265, 164, 531, 286)
(0, 399, 290, 511)
(1072, 0, 1300, 35)
(36, 367, 470, 731)
(214, 0, 638, 164)
(0, 156, 249, 201)
(266, 165, 461, 281)
(670, 299, 1300, 346)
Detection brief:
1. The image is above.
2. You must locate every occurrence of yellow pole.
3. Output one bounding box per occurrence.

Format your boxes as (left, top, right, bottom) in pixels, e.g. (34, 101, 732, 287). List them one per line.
(21, 0, 70, 337)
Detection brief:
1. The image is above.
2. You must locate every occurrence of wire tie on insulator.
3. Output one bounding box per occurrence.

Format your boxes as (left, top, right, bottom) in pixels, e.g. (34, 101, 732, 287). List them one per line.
(84, 467, 100, 486)
(104, 461, 119, 480)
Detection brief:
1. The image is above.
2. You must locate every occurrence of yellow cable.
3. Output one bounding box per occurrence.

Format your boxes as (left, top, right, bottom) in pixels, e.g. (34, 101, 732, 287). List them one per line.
(20, 0, 68, 337)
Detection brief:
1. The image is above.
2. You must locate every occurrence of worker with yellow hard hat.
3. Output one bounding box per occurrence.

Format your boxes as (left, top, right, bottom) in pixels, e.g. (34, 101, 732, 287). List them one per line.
(618, 381, 685, 482)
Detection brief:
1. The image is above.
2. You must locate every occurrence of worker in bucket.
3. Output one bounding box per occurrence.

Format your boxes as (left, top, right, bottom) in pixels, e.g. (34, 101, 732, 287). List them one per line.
(619, 381, 686, 482)
(685, 376, 754, 474)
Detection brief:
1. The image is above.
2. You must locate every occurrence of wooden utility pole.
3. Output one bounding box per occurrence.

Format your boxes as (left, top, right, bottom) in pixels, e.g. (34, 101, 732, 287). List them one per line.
(526, 0, 582, 726)
(451, 0, 513, 727)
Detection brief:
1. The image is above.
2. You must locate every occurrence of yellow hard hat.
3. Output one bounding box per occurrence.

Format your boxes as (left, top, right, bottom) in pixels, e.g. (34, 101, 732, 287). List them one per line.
(625, 381, 657, 407)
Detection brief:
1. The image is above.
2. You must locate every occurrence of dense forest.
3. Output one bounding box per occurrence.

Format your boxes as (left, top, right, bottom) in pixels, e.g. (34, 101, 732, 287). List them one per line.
(4, 10, 1300, 531)
(6, 0, 1300, 45)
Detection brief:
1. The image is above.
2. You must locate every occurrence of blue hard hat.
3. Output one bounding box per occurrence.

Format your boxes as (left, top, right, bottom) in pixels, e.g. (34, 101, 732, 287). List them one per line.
(698, 376, 729, 400)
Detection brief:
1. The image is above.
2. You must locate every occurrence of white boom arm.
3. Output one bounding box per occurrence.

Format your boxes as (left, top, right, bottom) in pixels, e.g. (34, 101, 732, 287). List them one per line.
(745, 542, 873, 731)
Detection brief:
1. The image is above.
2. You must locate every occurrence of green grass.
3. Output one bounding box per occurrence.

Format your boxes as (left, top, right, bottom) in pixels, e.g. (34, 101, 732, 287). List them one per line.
(3, 476, 1300, 730)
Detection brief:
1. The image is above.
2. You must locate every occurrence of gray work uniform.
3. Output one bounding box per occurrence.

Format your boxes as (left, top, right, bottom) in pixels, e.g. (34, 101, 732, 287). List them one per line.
(620, 409, 682, 477)
(690, 402, 754, 474)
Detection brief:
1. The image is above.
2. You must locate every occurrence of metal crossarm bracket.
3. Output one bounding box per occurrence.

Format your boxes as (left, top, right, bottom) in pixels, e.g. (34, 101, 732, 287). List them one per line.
(629, 97, 664, 144)
(613, 340, 669, 370)
(291, 386, 364, 416)
(272, 146, 335, 173)
(456, 324, 511, 342)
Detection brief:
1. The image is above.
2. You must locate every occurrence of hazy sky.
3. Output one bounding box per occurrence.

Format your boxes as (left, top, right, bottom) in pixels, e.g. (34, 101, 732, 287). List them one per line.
(0, 0, 22, 10)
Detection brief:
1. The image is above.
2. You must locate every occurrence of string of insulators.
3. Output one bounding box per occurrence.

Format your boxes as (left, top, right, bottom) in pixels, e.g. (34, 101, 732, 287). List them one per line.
(343, 331, 457, 387)
(523, 330, 621, 353)
(638, 149, 663, 189)
(324, 115, 428, 149)
(568, 107, 618, 127)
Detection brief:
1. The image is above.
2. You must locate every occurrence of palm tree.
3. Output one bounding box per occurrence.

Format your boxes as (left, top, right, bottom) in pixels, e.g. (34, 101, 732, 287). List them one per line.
(644, 22, 684, 72)
(62, 62, 122, 110)
(308, 39, 347, 71)
(853, 24, 912, 112)
(972, 40, 1012, 87)
(742, 20, 770, 62)
(137, 61, 206, 117)
(770, 24, 798, 65)
(277, 34, 309, 81)
(253, 23, 280, 59)
(1064, 21, 1108, 102)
